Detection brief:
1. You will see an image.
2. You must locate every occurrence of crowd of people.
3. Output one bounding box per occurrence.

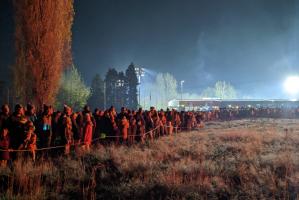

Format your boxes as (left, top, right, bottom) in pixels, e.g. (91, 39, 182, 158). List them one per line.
(0, 103, 200, 166)
(206, 106, 299, 120)
(0, 103, 299, 167)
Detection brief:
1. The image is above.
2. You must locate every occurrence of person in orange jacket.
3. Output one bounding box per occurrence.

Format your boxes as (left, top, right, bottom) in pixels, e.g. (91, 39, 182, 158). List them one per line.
(18, 121, 37, 161)
(83, 113, 93, 151)
(119, 115, 129, 145)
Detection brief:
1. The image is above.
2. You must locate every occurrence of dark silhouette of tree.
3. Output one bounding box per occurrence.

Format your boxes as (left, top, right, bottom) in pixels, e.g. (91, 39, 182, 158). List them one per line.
(88, 74, 104, 110)
(104, 65, 137, 111)
(115, 71, 127, 111)
(105, 68, 118, 108)
(125, 63, 138, 109)
(13, 0, 74, 109)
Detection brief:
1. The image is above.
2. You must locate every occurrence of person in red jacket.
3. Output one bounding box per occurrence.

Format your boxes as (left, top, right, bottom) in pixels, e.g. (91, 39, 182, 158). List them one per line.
(83, 113, 93, 152)
(128, 111, 137, 145)
(119, 115, 129, 145)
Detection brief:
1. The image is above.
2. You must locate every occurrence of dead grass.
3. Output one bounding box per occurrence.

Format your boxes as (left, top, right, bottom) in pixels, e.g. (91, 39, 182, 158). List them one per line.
(1, 119, 299, 199)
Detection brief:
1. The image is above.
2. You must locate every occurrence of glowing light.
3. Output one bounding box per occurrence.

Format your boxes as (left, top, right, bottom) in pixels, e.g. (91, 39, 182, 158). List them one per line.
(284, 76, 299, 95)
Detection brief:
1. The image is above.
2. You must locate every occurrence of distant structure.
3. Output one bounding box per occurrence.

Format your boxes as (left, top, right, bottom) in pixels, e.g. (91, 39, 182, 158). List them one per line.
(168, 99, 299, 111)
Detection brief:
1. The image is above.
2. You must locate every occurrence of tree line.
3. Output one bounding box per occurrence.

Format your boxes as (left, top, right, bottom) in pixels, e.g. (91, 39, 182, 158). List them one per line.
(56, 63, 139, 112)
(95, 62, 139, 111)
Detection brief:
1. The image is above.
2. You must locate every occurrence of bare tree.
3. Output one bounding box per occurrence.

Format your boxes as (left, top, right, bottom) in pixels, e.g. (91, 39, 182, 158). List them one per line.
(214, 81, 237, 99)
(154, 73, 178, 109)
(201, 81, 237, 99)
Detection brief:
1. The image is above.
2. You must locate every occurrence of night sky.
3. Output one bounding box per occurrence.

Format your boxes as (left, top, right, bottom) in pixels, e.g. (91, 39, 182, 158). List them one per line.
(1, 0, 299, 98)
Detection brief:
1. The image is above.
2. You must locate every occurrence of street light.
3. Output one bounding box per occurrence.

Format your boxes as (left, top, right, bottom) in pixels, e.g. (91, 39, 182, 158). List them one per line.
(135, 67, 145, 107)
(180, 80, 185, 101)
(135, 67, 145, 83)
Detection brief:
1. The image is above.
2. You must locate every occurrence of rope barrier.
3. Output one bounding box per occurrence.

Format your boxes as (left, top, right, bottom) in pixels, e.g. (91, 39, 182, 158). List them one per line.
(0, 118, 279, 153)
(0, 121, 256, 153)
(0, 119, 270, 152)
(0, 124, 164, 152)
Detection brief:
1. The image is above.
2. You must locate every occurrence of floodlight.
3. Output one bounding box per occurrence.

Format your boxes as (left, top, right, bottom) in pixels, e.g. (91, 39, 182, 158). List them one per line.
(284, 76, 299, 95)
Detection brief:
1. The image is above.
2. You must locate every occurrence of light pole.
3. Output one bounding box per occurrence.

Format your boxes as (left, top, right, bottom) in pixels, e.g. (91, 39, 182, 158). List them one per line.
(134, 67, 145, 107)
(180, 80, 185, 101)
(103, 81, 106, 109)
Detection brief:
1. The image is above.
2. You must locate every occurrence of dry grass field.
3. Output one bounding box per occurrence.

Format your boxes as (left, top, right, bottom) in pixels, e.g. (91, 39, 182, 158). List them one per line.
(1, 118, 299, 199)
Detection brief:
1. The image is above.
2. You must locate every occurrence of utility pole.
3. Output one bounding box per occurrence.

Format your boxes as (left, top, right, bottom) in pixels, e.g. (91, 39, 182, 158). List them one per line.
(134, 66, 145, 107)
(180, 80, 185, 100)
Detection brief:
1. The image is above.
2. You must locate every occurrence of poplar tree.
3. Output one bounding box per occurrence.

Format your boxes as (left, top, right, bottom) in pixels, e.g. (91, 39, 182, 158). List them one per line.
(13, 0, 74, 108)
